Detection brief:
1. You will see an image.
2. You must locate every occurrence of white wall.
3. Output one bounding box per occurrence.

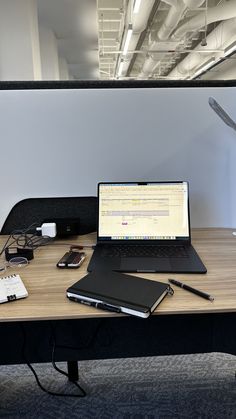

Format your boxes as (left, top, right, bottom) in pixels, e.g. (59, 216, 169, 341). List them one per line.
(0, 86, 235, 229)
(58, 56, 69, 80)
(0, 0, 41, 80)
(39, 26, 60, 80)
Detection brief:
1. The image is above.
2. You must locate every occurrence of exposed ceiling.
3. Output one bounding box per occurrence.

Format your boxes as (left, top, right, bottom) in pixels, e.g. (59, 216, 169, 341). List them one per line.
(37, 0, 236, 81)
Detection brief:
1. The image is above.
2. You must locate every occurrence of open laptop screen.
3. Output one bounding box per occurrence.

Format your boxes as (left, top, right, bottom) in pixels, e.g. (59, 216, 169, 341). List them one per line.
(98, 182, 190, 241)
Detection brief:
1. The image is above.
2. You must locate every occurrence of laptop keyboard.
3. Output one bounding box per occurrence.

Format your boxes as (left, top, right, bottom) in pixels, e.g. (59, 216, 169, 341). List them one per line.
(101, 245, 189, 258)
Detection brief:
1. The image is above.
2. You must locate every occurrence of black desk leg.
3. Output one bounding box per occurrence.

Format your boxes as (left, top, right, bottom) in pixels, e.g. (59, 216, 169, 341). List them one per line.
(67, 360, 79, 382)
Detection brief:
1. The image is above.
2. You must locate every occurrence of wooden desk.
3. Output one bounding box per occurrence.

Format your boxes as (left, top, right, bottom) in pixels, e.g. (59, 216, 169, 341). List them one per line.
(0, 229, 236, 373)
(1, 228, 236, 321)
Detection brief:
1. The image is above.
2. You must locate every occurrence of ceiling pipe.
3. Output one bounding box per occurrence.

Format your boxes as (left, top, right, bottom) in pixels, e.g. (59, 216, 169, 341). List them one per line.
(183, 0, 204, 8)
(158, 0, 206, 42)
(172, 0, 236, 40)
(118, 0, 155, 77)
(140, 0, 204, 78)
(140, 0, 186, 77)
(160, 0, 205, 8)
(168, 16, 236, 79)
(161, 0, 178, 6)
(120, 0, 205, 78)
(158, 0, 187, 41)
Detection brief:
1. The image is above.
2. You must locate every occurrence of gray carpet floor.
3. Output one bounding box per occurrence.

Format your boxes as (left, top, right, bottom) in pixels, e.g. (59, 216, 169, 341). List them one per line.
(0, 352, 236, 419)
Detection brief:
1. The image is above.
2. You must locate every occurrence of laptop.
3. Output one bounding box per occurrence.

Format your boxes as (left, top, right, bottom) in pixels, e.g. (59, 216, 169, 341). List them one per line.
(87, 182, 207, 274)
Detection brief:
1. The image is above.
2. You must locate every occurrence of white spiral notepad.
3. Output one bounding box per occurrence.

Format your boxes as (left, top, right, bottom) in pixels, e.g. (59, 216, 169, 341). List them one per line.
(0, 274, 28, 304)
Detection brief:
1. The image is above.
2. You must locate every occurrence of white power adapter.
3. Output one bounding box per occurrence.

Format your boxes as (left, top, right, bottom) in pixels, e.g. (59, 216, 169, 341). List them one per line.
(36, 222, 57, 238)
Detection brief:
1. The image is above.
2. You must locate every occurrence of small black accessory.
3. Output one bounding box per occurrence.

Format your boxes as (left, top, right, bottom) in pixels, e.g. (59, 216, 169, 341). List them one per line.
(43, 218, 80, 237)
(5, 247, 34, 261)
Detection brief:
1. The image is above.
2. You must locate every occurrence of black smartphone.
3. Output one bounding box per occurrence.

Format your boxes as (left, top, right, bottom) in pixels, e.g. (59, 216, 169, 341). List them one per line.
(57, 251, 86, 268)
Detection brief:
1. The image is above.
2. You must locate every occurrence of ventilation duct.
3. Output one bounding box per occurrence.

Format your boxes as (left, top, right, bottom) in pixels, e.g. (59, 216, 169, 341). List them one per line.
(172, 0, 236, 40)
(158, 1, 187, 41)
(139, 0, 205, 78)
(183, 0, 205, 8)
(158, 0, 205, 40)
(169, 16, 236, 79)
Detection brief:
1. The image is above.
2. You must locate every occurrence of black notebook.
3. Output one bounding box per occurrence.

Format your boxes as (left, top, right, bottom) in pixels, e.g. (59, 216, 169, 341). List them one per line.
(67, 271, 173, 318)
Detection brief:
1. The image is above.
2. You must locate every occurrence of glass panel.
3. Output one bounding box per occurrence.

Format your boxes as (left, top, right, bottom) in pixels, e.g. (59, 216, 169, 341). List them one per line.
(0, 0, 235, 82)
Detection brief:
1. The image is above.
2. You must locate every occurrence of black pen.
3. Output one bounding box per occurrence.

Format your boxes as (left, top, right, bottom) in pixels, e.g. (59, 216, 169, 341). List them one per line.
(168, 279, 214, 302)
(68, 296, 121, 313)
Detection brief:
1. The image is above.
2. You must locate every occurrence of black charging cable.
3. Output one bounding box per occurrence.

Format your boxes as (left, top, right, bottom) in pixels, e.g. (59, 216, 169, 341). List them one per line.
(0, 223, 54, 260)
(20, 324, 86, 398)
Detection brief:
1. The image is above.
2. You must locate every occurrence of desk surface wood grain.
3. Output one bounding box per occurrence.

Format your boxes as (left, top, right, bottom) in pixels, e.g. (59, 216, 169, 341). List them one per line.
(0, 229, 236, 322)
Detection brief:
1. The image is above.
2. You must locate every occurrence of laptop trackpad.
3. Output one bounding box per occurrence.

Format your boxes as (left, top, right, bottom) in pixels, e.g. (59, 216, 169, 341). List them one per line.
(120, 257, 171, 272)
